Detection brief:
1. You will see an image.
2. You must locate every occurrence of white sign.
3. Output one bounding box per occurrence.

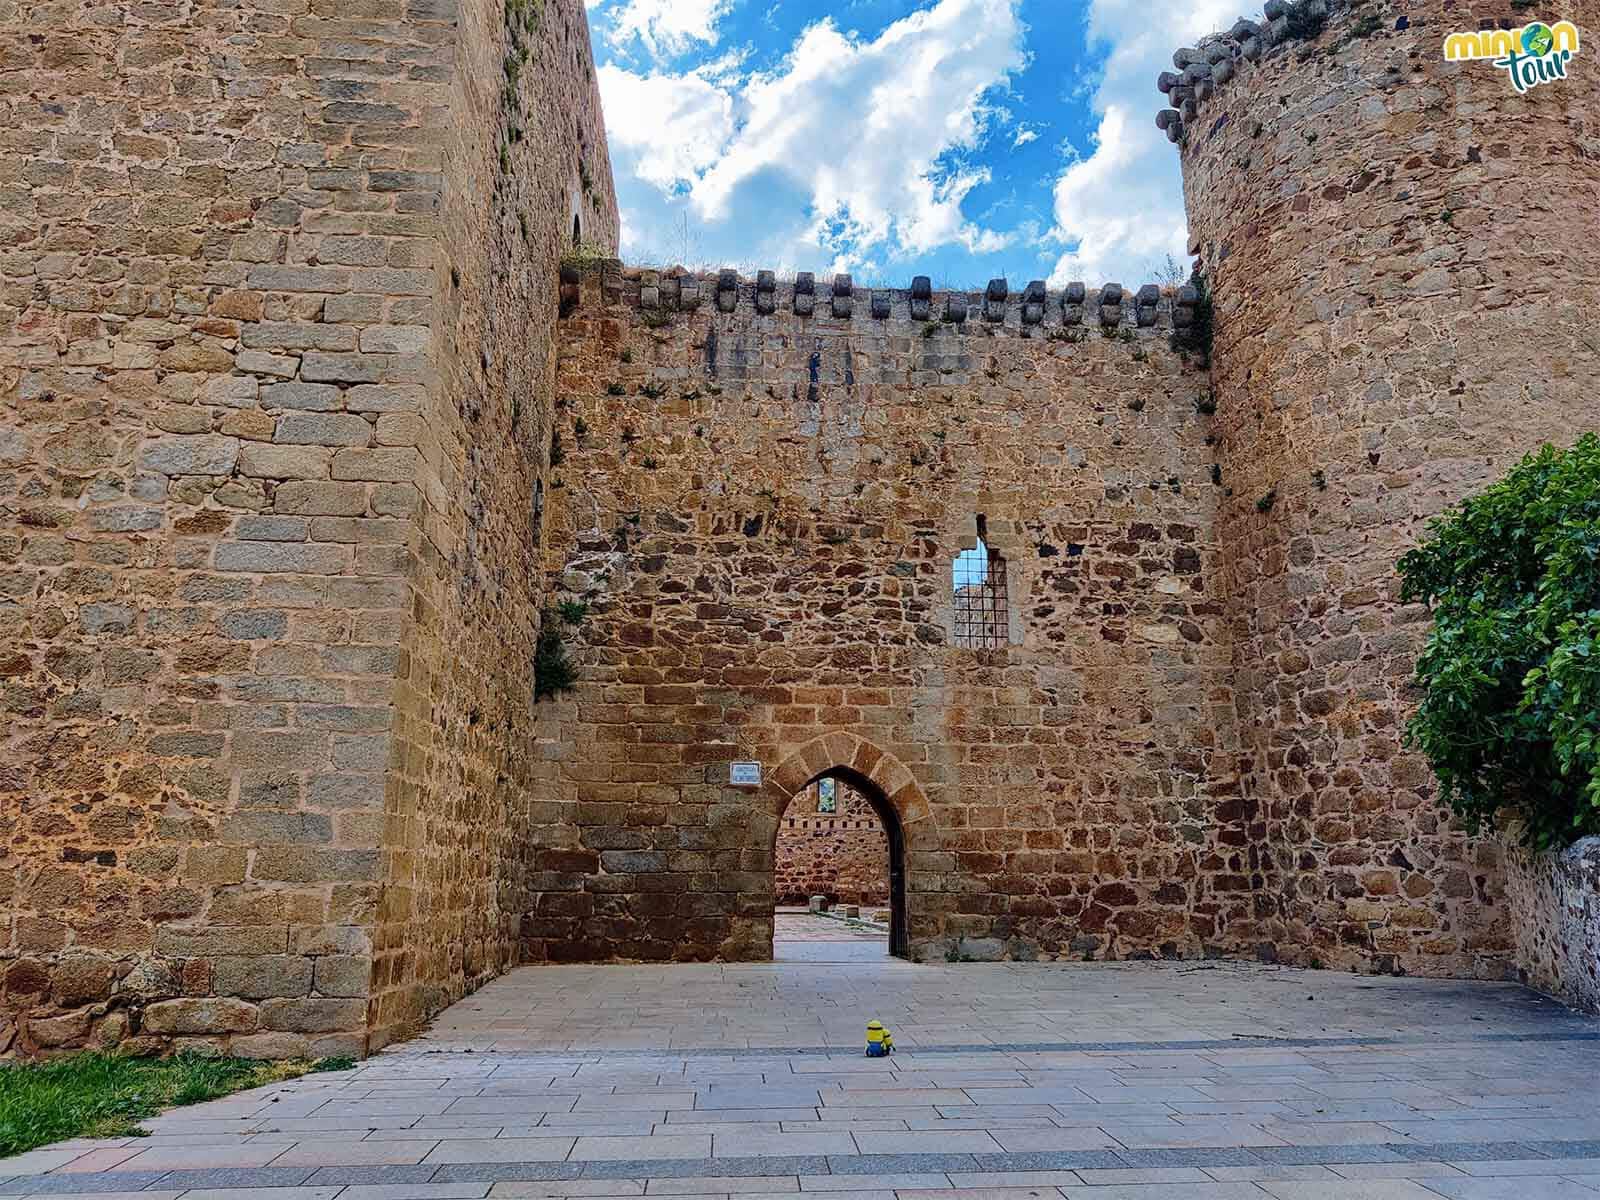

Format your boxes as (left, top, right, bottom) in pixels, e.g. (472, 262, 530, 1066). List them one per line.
(729, 761, 762, 787)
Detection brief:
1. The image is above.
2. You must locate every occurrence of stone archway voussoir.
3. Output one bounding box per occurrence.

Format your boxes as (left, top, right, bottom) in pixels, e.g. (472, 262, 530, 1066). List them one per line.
(850, 738, 884, 779)
(770, 753, 812, 800)
(822, 731, 858, 772)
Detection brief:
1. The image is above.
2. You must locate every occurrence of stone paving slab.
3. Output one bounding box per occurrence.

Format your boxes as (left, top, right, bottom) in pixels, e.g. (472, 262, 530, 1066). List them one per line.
(6, 962, 1600, 1200)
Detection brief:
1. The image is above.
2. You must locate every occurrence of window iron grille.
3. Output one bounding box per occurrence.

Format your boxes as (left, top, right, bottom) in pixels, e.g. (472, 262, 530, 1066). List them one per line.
(953, 539, 1009, 649)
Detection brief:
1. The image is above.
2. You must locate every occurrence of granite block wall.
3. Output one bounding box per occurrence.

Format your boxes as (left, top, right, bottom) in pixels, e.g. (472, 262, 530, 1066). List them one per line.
(1167, 0, 1600, 979)
(0, 0, 616, 1056)
(1508, 839, 1600, 1014)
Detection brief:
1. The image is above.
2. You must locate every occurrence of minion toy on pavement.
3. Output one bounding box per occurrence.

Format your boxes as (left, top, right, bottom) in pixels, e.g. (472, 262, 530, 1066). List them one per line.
(864, 1020, 893, 1057)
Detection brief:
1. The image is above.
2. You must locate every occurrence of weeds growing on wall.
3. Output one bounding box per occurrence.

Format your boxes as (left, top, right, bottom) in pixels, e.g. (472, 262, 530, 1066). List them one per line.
(1169, 269, 1213, 366)
(1283, 0, 1330, 40)
(1399, 435, 1600, 849)
(534, 605, 584, 702)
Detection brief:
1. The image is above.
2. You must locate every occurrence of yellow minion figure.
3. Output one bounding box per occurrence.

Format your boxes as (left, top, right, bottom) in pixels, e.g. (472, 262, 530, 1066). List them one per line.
(864, 1020, 893, 1057)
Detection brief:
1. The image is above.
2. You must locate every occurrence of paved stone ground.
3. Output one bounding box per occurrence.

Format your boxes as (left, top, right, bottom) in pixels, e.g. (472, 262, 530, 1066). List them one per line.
(773, 911, 887, 964)
(5, 961, 1600, 1200)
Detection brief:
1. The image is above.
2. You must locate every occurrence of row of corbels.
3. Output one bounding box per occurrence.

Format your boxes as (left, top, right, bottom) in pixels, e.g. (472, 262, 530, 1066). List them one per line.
(1154, 0, 1336, 144)
(636, 270, 1201, 330)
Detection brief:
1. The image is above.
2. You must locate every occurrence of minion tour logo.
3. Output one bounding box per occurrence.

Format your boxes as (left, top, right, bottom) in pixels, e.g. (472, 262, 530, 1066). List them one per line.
(1443, 20, 1581, 93)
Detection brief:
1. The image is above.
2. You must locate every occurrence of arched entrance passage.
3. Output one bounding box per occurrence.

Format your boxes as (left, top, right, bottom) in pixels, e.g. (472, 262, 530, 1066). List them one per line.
(774, 767, 908, 958)
(761, 734, 933, 961)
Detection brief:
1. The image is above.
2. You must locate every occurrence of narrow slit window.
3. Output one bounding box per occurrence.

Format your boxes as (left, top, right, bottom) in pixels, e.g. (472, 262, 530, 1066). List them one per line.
(953, 536, 1009, 649)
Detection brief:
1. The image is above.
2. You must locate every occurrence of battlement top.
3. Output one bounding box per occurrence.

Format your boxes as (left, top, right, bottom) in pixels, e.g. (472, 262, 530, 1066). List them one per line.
(562, 262, 1204, 333)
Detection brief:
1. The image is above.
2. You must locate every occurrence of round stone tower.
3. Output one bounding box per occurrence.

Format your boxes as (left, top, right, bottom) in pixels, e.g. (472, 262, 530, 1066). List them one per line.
(1164, 0, 1600, 975)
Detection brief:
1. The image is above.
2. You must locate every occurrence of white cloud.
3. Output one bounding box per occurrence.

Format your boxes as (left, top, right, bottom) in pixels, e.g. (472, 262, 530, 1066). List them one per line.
(605, 0, 731, 57)
(1012, 125, 1039, 148)
(596, 0, 1027, 271)
(1045, 0, 1236, 286)
(598, 65, 735, 192)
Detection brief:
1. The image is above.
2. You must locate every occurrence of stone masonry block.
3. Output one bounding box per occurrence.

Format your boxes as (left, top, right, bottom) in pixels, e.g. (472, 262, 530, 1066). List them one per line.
(231, 732, 329, 771)
(236, 515, 310, 541)
(215, 541, 352, 573)
(253, 848, 380, 883)
(301, 353, 384, 384)
(218, 609, 290, 640)
(242, 322, 358, 353)
(213, 955, 314, 1000)
(259, 997, 367, 1033)
(239, 444, 333, 480)
(263, 383, 342, 412)
(293, 925, 373, 956)
(246, 265, 352, 294)
(347, 384, 425, 413)
(138, 435, 240, 477)
(308, 517, 408, 544)
(331, 448, 418, 482)
(358, 326, 429, 354)
(142, 997, 260, 1035)
(312, 955, 373, 998)
(153, 925, 288, 958)
(324, 295, 385, 324)
(231, 1032, 313, 1060)
(375, 413, 423, 445)
(207, 376, 260, 408)
(237, 350, 299, 378)
(276, 413, 373, 446)
(273, 481, 369, 517)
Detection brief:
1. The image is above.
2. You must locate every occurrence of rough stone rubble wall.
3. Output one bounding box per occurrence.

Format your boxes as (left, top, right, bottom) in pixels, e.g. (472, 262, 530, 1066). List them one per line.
(1508, 840, 1600, 1015)
(543, 266, 1260, 965)
(0, 0, 616, 1056)
(1173, 0, 1600, 979)
(775, 782, 890, 907)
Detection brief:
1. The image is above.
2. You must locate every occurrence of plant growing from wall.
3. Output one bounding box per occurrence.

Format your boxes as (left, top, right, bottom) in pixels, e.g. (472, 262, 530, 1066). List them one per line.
(534, 604, 583, 702)
(1169, 269, 1213, 366)
(1283, 0, 1329, 40)
(1398, 435, 1600, 849)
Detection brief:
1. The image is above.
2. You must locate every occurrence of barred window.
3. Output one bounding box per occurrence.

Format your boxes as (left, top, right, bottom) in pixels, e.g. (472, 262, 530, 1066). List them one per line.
(817, 778, 837, 813)
(953, 535, 1009, 649)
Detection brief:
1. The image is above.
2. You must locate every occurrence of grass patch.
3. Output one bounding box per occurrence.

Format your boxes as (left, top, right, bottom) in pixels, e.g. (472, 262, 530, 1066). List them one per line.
(0, 1052, 337, 1158)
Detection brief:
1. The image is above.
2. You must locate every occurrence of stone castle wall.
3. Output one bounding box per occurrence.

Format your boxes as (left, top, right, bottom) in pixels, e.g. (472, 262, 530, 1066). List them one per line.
(541, 266, 1263, 964)
(1168, 0, 1600, 979)
(0, 0, 615, 1056)
(775, 782, 890, 906)
(5, 0, 1598, 1057)
(1508, 840, 1600, 1015)
(365, 0, 618, 1052)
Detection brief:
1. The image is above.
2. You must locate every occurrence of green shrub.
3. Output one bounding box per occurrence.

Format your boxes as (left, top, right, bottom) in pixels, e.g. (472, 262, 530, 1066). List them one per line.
(1399, 435, 1600, 849)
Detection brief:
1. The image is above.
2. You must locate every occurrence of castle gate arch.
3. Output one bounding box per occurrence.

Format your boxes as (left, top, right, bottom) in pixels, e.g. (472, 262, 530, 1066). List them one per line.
(759, 734, 934, 960)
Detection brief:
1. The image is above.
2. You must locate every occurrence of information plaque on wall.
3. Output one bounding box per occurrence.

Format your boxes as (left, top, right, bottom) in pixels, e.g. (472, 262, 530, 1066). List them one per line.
(729, 761, 762, 787)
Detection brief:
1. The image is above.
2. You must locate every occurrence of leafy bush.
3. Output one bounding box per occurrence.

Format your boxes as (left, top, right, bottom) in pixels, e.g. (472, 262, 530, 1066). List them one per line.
(1398, 435, 1600, 849)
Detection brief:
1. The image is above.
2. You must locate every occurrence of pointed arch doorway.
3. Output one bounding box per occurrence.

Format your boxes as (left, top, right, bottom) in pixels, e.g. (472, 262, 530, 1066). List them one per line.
(771, 766, 909, 960)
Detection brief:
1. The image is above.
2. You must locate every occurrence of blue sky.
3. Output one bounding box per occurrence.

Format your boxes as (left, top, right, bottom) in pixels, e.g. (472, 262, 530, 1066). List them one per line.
(585, 0, 1244, 288)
